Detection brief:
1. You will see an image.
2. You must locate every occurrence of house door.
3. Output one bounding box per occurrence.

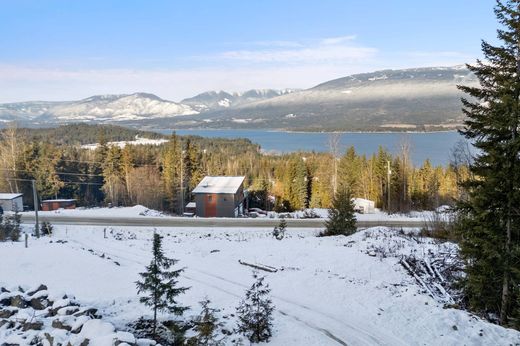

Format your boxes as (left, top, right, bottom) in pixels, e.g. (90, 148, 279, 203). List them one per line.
(205, 194, 217, 217)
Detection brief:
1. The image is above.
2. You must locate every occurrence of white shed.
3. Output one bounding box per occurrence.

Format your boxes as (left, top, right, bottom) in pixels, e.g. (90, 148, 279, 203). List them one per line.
(352, 198, 375, 214)
(0, 193, 24, 212)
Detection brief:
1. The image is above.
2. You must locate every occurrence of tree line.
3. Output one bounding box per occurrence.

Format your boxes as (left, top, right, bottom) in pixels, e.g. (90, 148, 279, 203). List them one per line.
(0, 124, 467, 214)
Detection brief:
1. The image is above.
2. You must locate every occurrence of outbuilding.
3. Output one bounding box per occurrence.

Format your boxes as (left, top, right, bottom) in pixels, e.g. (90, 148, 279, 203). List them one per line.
(192, 176, 246, 217)
(41, 199, 76, 211)
(352, 198, 376, 214)
(0, 193, 24, 212)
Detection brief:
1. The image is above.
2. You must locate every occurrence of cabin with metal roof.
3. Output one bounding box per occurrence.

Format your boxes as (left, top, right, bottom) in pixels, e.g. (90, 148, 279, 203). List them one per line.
(192, 176, 246, 217)
(0, 193, 23, 212)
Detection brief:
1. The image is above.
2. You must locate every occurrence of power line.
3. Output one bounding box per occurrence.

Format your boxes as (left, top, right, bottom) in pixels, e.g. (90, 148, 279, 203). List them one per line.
(0, 168, 103, 178)
(3, 178, 104, 186)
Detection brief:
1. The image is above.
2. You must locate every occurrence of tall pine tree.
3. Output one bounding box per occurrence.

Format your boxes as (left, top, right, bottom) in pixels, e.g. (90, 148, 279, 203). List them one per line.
(457, 0, 520, 327)
(136, 232, 189, 336)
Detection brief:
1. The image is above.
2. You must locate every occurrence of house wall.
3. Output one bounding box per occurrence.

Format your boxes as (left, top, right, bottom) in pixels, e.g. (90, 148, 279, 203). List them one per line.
(0, 197, 23, 212)
(194, 191, 244, 217)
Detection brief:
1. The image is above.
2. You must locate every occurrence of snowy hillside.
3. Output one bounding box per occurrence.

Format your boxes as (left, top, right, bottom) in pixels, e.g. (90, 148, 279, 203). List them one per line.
(181, 89, 297, 111)
(0, 93, 198, 125)
(164, 66, 479, 131)
(1, 225, 519, 345)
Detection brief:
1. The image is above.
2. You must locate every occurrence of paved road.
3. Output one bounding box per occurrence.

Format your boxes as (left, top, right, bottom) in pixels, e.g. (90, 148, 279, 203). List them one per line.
(20, 214, 426, 228)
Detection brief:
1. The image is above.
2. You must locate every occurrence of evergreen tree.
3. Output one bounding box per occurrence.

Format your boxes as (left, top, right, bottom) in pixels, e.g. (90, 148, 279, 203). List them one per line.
(236, 272, 275, 343)
(322, 189, 357, 236)
(456, 0, 520, 327)
(188, 298, 225, 346)
(272, 218, 287, 240)
(10, 209, 21, 241)
(136, 232, 189, 336)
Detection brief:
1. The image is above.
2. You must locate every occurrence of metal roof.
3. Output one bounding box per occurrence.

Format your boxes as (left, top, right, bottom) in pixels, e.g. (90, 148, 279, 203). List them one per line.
(0, 193, 23, 200)
(192, 176, 245, 194)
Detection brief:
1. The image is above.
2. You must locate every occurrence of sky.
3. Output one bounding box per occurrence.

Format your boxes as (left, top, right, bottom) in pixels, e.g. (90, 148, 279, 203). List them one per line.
(0, 0, 500, 103)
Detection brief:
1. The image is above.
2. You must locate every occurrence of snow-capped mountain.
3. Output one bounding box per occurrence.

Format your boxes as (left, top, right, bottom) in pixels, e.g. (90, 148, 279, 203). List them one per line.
(181, 89, 297, 112)
(0, 93, 198, 125)
(0, 66, 479, 131)
(165, 66, 479, 131)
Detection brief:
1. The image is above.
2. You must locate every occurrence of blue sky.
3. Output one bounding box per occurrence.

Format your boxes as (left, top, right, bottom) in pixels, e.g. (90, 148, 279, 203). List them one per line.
(0, 0, 499, 102)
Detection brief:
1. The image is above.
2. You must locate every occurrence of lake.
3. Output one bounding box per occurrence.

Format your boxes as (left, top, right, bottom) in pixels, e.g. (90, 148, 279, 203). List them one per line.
(160, 129, 469, 166)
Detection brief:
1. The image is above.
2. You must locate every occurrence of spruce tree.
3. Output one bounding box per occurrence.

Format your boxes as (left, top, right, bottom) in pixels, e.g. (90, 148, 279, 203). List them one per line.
(456, 0, 520, 327)
(136, 232, 189, 336)
(189, 298, 225, 346)
(236, 272, 275, 343)
(272, 218, 287, 240)
(322, 189, 357, 236)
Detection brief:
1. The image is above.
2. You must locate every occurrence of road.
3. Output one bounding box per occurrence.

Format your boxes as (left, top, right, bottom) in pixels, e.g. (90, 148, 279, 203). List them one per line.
(20, 214, 426, 228)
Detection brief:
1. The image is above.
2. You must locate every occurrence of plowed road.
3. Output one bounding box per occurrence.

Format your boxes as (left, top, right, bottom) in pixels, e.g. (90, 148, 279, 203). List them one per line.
(20, 214, 425, 228)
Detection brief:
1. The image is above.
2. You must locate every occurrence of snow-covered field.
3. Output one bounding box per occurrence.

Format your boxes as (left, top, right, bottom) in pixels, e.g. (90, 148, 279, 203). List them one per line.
(1, 224, 519, 345)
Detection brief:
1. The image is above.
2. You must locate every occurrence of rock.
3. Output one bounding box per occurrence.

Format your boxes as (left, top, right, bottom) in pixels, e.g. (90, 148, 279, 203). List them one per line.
(74, 307, 99, 318)
(52, 319, 72, 331)
(0, 319, 15, 330)
(0, 296, 11, 306)
(43, 333, 54, 346)
(0, 309, 16, 318)
(30, 297, 49, 310)
(10, 295, 27, 308)
(22, 321, 43, 331)
(58, 306, 80, 316)
(70, 315, 91, 334)
(0, 287, 9, 293)
(452, 325, 458, 331)
(27, 284, 48, 296)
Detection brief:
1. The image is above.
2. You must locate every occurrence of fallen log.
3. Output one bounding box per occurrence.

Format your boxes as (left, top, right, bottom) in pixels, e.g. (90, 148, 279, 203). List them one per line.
(238, 260, 278, 273)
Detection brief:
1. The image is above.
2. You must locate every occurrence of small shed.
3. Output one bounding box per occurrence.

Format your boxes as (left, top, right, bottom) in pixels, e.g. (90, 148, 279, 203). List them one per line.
(192, 176, 246, 217)
(41, 199, 76, 211)
(352, 198, 375, 214)
(0, 193, 23, 212)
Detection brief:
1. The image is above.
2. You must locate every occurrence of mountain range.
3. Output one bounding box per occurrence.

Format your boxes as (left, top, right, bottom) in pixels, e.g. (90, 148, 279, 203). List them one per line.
(0, 66, 478, 131)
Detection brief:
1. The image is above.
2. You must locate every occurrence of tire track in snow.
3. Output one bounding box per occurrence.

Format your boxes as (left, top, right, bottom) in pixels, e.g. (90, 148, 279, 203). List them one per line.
(67, 237, 351, 345)
(65, 232, 405, 345)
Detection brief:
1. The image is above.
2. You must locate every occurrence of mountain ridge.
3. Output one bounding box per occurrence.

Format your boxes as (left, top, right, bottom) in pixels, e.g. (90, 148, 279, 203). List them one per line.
(0, 66, 477, 131)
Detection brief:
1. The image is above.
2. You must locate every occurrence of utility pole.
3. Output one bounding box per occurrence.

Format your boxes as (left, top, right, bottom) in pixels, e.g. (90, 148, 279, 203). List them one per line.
(32, 180, 40, 238)
(387, 160, 391, 213)
(180, 151, 184, 215)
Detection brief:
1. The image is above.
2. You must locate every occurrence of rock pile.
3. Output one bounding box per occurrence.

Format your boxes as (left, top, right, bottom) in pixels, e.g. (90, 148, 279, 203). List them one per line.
(0, 284, 154, 346)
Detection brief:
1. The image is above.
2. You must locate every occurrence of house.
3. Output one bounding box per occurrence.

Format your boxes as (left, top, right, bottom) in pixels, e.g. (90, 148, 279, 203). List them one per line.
(0, 193, 23, 212)
(352, 198, 375, 214)
(191, 176, 246, 217)
(41, 199, 76, 211)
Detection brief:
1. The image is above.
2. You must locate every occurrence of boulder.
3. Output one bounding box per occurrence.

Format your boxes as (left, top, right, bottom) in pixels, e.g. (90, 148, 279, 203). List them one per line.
(10, 295, 27, 308)
(30, 297, 50, 310)
(0, 287, 9, 293)
(52, 319, 72, 331)
(27, 284, 48, 296)
(58, 306, 80, 316)
(74, 307, 99, 319)
(0, 309, 16, 318)
(22, 321, 43, 331)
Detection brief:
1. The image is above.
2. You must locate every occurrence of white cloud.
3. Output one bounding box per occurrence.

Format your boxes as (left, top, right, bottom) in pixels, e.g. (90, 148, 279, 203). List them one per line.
(0, 34, 476, 103)
(320, 35, 357, 45)
(217, 35, 375, 64)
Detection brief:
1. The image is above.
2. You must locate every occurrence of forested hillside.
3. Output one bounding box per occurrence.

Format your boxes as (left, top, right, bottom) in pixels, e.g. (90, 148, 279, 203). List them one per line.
(0, 124, 467, 213)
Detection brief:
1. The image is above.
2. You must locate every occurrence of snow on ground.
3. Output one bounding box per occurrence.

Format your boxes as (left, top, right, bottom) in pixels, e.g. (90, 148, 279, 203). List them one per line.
(81, 136, 169, 150)
(24, 205, 164, 218)
(1, 225, 519, 345)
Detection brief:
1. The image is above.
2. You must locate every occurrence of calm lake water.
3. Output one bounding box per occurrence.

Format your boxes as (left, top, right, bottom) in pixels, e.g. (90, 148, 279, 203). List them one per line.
(162, 129, 468, 166)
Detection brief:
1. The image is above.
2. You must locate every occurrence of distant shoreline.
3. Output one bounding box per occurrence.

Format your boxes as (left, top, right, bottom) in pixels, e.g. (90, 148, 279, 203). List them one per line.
(158, 127, 461, 135)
